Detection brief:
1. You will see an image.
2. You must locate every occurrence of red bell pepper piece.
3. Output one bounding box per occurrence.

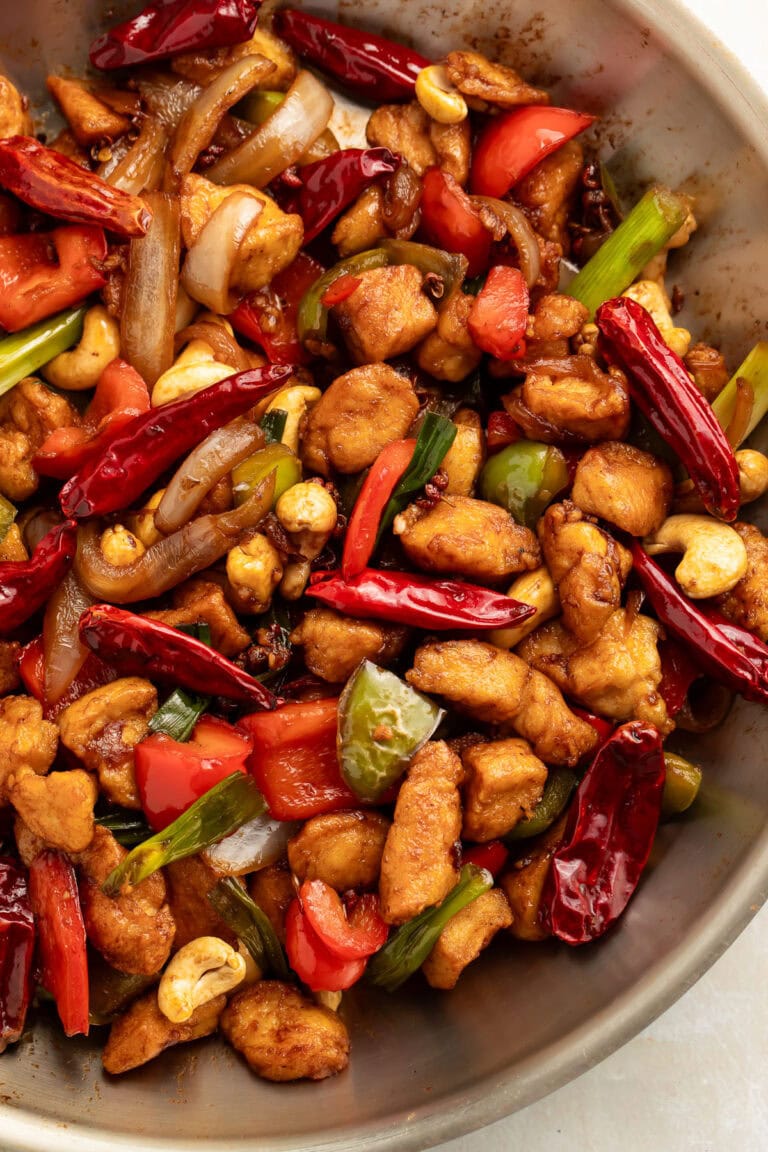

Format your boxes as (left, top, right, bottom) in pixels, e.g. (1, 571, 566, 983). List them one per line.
(342, 438, 416, 580)
(229, 252, 324, 365)
(0, 226, 107, 333)
(471, 106, 595, 198)
(468, 265, 529, 360)
(79, 604, 280, 710)
(462, 840, 509, 878)
(0, 519, 77, 637)
(238, 698, 359, 821)
(285, 898, 368, 992)
(28, 850, 89, 1037)
(596, 297, 740, 521)
(35, 358, 151, 480)
(542, 721, 666, 945)
(420, 168, 492, 278)
(275, 148, 399, 244)
(0, 137, 151, 238)
(90, 0, 262, 70)
(321, 273, 363, 309)
(273, 9, 429, 103)
(307, 569, 537, 632)
(135, 715, 252, 831)
(18, 634, 117, 720)
(0, 857, 35, 1052)
(298, 880, 388, 960)
(486, 411, 521, 453)
(59, 363, 293, 519)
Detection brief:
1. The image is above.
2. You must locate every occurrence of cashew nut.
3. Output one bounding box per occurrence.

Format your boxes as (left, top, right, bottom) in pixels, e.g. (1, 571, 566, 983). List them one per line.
(415, 65, 468, 125)
(643, 514, 748, 598)
(226, 532, 284, 614)
(157, 936, 246, 1024)
(265, 385, 321, 454)
(126, 489, 166, 549)
(151, 339, 235, 407)
(276, 482, 337, 559)
(622, 280, 691, 358)
(489, 566, 559, 651)
(41, 305, 120, 391)
(735, 449, 768, 504)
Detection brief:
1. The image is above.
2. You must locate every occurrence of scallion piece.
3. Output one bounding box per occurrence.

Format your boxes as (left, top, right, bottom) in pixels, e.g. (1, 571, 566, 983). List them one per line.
(566, 186, 688, 317)
(260, 408, 288, 445)
(0, 306, 87, 397)
(208, 877, 291, 980)
(367, 865, 492, 992)
(95, 809, 153, 847)
(297, 248, 390, 346)
(148, 687, 209, 742)
(101, 773, 267, 896)
(712, 341, 768, 446)
(376, 411, 457, 543)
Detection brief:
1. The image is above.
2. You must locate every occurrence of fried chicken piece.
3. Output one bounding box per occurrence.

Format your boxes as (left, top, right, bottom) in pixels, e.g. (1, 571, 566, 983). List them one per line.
(0, 378, 80, 501)
(103, 990, 224, 1075)
(444, 50, 549, 109)
(58, 678, 157, 809)
(0, 696, 58, 803)
(379, 741, 464, 925)
(461, 738, 548, 842)
(221, 981, 349, 1081)
(0, 73, 33, 137)
(504, 359, 631, 443)
(301, 363, 419, 477)
(715, 522, 768, 642)
(684, 342, 729, 402)
(147, 579, 251, 657)
(527, 293, 589, 343)
(333, 264, 438, 364)
(366, 100, 470, 183)
(514, 139, 584, 250)
(291, 607, 408, 684)
(172, 28, 295, 88)
(538, 500, 632, 645)
(248, 862, 294, 945)
(394, 495, 541, 584)
(7, 769, 96, 854)
(517, 608, 671, 733)
(441, 409, 485, 496)
(0, 523, 26, 562)
(572, 441, 674, 536)
(165, 856, 236, 952)
(422, 888, 513, 989)
(406, 640, 598, 766)
(500, 816, 567, 941)
(416, 286, 483, 383)
(288, 810, 391, 892)
(47, 75, 130, 146)
(78, 826, 175, 976)
(332, 185, 388, 256)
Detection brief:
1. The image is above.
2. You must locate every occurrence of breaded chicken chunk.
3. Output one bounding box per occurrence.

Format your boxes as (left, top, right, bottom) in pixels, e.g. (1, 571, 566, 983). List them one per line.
(422, 888, 513, 989)
(572, 441, 673, 536)
(103, 991, 224, 1075)
(461, 738, 548, 842)
(290, 607, 408, 684)
(366, 100, 470, 183)
(715, 522, 768, 642)
(333, 264, 438, 364)
(288, 810, 391, 891)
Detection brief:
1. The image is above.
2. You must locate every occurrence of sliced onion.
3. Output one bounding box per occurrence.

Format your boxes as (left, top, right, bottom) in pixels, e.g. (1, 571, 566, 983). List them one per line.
(101, 118, 169, 195)
(206, 70, 334, 188)
(203, 814, 301, 876)
(174, 284, 199, 333)
(472, 195, 542, 288)
(181, 192, 263, 315)
(137, 73, 201, 131)
(75, 474, 275, 603)
(168, 55, 276, 186)
(155, 416, 265, 534)
(42, 569, 94, 704)
(175, 320, 251, 371)
(121, 190, 180, 386)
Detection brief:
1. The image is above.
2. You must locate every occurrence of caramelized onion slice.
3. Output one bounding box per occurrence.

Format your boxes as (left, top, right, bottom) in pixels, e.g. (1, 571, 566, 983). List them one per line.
(43, 569, 94, 704)
(471, 195, 542, 288)
(181, 192, 263, 315)
(121, 190, 181, 386)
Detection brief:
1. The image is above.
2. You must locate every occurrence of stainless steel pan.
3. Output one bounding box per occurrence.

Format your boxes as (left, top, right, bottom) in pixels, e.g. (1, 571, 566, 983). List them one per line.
(1, 1, 767, 1148)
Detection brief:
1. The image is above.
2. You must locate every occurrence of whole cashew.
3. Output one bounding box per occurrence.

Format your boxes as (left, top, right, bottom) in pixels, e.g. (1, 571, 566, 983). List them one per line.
(265, 384, 321, 454)
(674, 449, 768, 512)
(157, 936, 246, 1024)
(489, 566, 559, 651)
(644, 514, 748, 598)
(41, 305, 120, 391)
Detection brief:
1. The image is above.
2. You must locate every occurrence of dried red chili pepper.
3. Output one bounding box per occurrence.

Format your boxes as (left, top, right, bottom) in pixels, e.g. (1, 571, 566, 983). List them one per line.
(699, 605, 768, 681)
(90, 0, 262, 70)
(596, 296, 740, 521)
(0, 137, 151, 239)
(0, 520, 77, 637)
(0, 226, 107, 333)
(79, 604, 281, 710)
(657, 638, 703, 718)
(0, 857, 35, 1052)
(342, 438, 416, 580)
(630, 543, 768, 704)
(274, 148, 399, 244)
(542, 720, 666, 945)
(307, 569, 537, 631)
(571, 706, 615, 746)
(59, 363, 293, 519)
(272, 9, 429, 102)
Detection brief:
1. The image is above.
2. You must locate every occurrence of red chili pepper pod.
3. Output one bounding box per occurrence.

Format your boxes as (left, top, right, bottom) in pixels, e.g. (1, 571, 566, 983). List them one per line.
(273, 9, 429, 102)
(542, 720, 666, 945)
(59, 363, 294, 519)
(274, 148, 400, 244)
(307, 569, 537, 632)
(596, 296, 740, 521)
(630, 543, 768, 704)
(657, 638, 703, 718)
(0, 137, 151, 238)
(0, 519, 77, 636)
(90, 0, 262, 70)
(79, 604, 281, 710)
(0, 857, 35, 1051)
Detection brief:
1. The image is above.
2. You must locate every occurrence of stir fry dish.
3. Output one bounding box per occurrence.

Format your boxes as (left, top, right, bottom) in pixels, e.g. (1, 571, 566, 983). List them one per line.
(1, 0, 768, 1086)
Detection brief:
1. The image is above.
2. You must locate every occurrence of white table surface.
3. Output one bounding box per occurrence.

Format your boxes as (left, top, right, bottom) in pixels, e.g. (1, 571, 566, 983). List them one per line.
(439, 2, 768, 1149)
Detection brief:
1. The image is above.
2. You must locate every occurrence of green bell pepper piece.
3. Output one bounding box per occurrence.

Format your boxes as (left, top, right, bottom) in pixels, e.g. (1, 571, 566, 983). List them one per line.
(479, 441, 569, 529)
(506, 768, 578, 841)
(661, 752, 702, 818)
